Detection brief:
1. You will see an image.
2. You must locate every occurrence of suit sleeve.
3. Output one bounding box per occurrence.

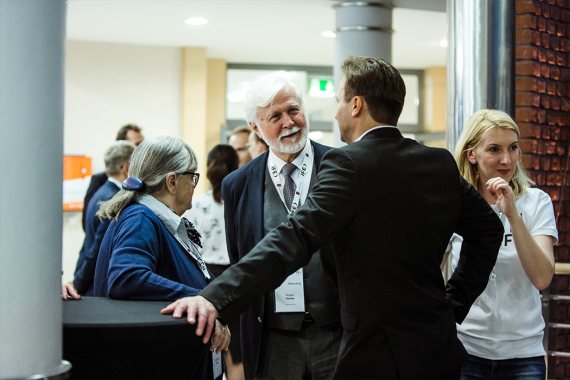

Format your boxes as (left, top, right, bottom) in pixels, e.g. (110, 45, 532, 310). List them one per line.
(221, 176, 240, 265)
(445, 178, 503, 323)
(73, 218, 110, 293)
(201, 148, 358, 322)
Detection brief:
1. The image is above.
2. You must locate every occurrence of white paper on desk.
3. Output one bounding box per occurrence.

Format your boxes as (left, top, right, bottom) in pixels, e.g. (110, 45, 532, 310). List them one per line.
(212, 351, 222, 379)
(274, 269, 305, 313)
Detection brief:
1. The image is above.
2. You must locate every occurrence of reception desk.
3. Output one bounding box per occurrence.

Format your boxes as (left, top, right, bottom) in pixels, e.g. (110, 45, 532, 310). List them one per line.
(63, 297, 219, 380)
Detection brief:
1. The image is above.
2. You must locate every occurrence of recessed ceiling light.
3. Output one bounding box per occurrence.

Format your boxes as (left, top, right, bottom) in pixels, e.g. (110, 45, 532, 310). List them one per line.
(439, 39, 448, 48)
(185, 17, 209, 26)
(321, 30, 336, 38)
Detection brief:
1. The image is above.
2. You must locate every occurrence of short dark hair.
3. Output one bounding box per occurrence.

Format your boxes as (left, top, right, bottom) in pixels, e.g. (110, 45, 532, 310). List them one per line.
(116, 124, 142, 141)
(341, 56, 406, 126)
(207, 144, 239, 203)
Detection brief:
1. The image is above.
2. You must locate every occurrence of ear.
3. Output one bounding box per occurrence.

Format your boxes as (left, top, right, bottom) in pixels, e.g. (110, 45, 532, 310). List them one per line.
(351, 96, 364, 117)
(164, 172, 177, 194)
(467, 150, 477, 165)
(121, 162, 130, 176)
(250, 122, 261, 137)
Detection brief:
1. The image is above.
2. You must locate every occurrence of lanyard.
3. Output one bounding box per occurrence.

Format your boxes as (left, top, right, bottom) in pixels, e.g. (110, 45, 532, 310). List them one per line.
(268, 146, 313, 214)
(173, 228, 211, 280)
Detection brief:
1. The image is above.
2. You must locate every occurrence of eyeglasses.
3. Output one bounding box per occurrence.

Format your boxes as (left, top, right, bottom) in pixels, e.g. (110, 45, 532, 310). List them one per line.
(177, 171, 200, 187)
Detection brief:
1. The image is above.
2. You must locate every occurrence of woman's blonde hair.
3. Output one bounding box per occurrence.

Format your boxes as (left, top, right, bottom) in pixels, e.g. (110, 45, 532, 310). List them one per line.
(97, 136, 197, 220)
(454, 109, 534, 198)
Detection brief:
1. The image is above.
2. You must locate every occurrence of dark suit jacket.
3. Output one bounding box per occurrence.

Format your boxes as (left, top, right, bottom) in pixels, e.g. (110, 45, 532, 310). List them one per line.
(203, 128, 503, 380)
(220, 140, 333, 379)
(74, 180, 118, 294)
(82, 171, 108, 231)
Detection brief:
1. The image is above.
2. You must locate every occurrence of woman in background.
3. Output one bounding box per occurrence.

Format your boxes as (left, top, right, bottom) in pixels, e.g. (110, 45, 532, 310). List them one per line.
(451, 109, 557, 379)
(185, 144, 243, 380)
(93, 136, 229, 380)
(186, 144, 239, 277)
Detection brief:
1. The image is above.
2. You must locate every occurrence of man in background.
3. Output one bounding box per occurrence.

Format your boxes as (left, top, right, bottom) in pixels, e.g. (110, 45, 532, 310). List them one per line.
(247, 129, 268, 159)
(82, 123, 144, 230)
(228, 126, 252, 167)
(64, 140, 135, 299)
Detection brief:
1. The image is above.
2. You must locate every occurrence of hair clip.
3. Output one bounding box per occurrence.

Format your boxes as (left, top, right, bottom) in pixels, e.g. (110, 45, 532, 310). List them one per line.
(122, 177, 145, 191)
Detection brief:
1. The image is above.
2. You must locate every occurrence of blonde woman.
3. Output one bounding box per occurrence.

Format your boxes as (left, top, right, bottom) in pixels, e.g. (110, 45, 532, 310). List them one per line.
(451, 109, 557, 379)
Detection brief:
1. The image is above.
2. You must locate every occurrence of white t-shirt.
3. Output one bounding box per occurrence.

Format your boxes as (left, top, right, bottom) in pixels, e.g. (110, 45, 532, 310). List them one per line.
(184, 191, 230, 266)
(450, 188, 558, 359)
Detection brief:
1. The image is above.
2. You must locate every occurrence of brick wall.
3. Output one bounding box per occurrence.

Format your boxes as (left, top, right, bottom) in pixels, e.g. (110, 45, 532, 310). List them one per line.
(515, 0, 570, 377)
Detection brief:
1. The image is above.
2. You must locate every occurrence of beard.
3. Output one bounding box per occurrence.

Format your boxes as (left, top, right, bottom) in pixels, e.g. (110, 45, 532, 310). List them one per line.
(259, 124, 309, 156)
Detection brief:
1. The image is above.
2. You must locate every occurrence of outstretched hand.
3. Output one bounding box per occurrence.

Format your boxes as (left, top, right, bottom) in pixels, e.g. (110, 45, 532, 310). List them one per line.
(161, 295, 219, 344)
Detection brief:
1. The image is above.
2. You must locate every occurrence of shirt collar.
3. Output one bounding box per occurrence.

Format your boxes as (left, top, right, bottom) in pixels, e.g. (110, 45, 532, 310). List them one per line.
(267, 140, 312, 173)
(354, 125, 397, 142)
(107, 177, 123, 189)
(137, 194, 183, 235)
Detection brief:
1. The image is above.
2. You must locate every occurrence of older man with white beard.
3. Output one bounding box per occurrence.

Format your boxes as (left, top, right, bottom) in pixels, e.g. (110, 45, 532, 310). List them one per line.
(218, 74, 341, 380)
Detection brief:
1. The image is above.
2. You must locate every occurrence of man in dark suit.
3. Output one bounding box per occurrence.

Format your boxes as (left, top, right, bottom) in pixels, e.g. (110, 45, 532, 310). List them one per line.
(163, 57, 503, 380)
(82, 124, 144, 231)
(64, 141, 134, 299)
(220, 74, 341, 380)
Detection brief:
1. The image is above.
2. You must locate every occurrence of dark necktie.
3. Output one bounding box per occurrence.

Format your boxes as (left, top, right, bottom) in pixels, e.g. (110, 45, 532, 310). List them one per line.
(282, 163, 297, 210)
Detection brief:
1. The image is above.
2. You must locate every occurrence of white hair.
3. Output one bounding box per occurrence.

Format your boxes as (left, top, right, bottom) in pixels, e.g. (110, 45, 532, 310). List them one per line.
(244, 73, 304, 124)
(98, 136, 197, 220)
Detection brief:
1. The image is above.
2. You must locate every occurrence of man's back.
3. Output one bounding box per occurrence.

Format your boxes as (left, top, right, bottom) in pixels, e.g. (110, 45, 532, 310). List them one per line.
(322, 128, 486, 378)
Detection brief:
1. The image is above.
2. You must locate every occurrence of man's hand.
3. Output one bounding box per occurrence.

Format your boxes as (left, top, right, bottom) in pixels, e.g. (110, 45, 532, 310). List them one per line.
(61, 282, 81, 300)
(161, 295, 219, 344)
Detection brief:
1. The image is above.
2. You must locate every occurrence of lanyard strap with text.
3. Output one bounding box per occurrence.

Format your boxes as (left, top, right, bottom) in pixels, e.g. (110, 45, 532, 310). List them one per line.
(268, 148, 313, 214)
(173, 233, 211, 280)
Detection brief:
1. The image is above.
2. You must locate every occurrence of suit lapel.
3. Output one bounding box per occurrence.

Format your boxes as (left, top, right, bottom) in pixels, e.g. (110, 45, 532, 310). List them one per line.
(245, 153, 268, 248)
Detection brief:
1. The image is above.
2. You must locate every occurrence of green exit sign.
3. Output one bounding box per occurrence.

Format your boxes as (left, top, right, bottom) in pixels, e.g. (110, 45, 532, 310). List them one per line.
(308, 78, 335, 98)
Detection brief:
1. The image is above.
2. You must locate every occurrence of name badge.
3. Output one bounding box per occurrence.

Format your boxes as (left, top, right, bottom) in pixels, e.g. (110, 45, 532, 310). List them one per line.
(212, 351, 222, 379)
(274, 269, 305, 313)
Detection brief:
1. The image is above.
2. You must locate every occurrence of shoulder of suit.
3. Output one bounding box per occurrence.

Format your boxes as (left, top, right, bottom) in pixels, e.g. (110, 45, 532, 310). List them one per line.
(310, 139, 332, 152)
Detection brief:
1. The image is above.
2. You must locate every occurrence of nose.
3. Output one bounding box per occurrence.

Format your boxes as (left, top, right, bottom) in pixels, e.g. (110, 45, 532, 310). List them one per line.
(282, 113, 294, 128)
(500, 151, 512, 164)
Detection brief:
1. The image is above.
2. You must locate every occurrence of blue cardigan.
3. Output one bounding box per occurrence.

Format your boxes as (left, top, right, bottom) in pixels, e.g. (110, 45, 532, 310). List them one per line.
(93, 202, 210, 300)
(74, 181, 118, 295)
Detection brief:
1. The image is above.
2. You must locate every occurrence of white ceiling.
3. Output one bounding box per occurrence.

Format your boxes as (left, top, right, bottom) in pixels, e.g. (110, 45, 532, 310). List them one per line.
(67, 0, 448, 69)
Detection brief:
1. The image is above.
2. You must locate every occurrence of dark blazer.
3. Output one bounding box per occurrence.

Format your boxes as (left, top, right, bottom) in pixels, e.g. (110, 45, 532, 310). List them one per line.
(204, 128, 503, 380)
(82, 171, 108, 231)
(74, 180, 118, 294)
(220, 140, 333, 380)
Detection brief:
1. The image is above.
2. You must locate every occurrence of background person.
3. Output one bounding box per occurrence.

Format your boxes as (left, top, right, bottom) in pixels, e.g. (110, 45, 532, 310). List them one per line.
(450, 109, 557, 379)
(162, 56, 503, 380)
(185, 144, 242, 380)
(63, 140, 135, 299)
(91, 137, 228, 379)
(82, 123, 144, 230)
(247, 129, 268, 159)
(228, 126, 252, 167)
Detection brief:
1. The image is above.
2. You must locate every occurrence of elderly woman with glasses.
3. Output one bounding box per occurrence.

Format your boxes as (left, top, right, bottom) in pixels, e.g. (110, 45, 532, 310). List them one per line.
(92, 137, 230, 359)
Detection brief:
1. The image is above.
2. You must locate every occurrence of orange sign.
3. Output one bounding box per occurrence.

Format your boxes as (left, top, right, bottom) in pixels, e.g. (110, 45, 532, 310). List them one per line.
(63, 155, 92, 211)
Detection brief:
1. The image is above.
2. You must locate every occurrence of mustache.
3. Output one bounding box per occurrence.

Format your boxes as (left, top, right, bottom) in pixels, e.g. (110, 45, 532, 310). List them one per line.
(279, 126, 301, 138)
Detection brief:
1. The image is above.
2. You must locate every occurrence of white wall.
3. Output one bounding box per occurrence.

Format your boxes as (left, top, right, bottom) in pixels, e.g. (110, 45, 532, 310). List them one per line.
(63, 41, 181, 282)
